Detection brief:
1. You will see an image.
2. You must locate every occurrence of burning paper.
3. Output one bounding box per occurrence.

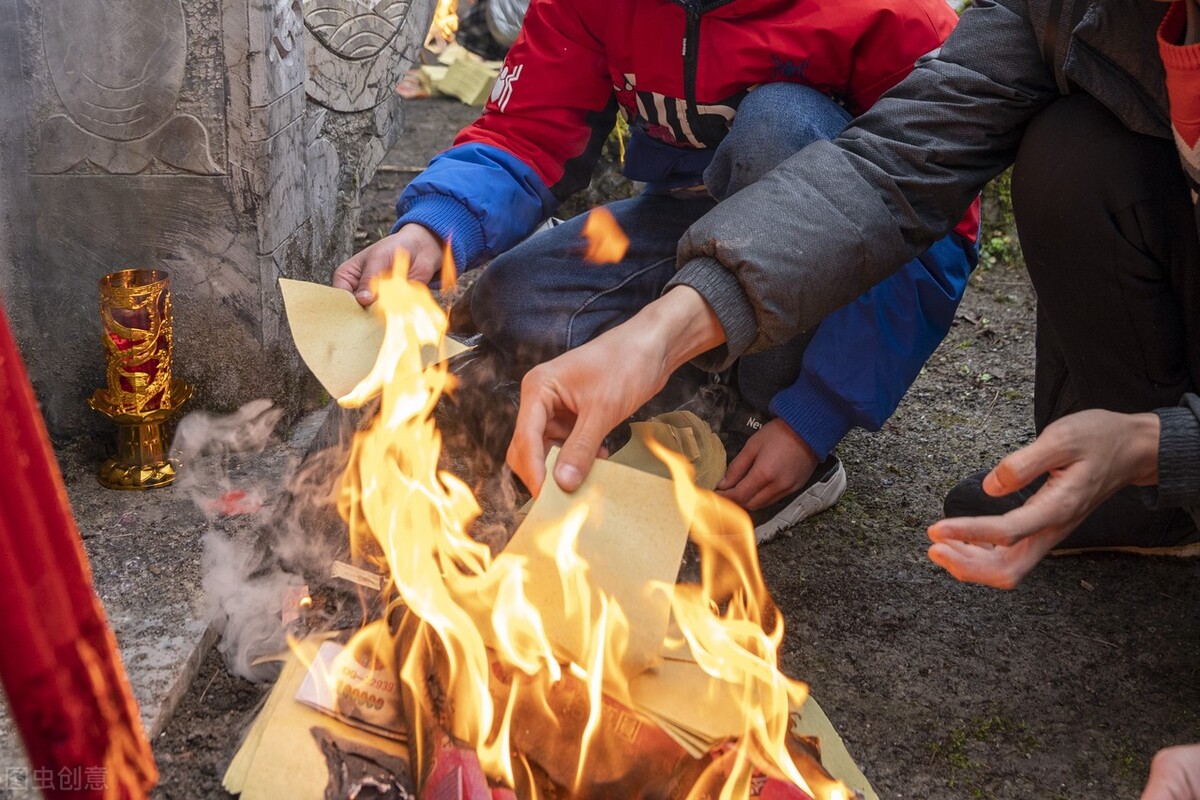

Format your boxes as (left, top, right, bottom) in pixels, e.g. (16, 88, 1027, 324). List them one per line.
(500, 447, 691, 677)
(223, 638, 415, 800)
(279, 278, 468, 401)
(295, 622, 408, 742)
(261, 246, 877, 799)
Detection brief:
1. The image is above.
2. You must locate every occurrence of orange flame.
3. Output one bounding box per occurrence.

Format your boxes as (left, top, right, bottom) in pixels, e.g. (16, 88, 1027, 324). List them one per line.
(429, 0, 458, 43)
(582, 207, 630, 264)
(333, 247, 848, 798)
(439, 239, 458, 291)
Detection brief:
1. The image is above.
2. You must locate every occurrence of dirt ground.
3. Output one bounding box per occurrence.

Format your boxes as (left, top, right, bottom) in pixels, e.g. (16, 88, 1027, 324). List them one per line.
(152, 97, 1200, 800)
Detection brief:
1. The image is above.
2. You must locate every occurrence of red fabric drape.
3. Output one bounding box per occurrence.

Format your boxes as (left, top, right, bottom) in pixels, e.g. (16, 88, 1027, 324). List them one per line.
(0, 302, 157, 799)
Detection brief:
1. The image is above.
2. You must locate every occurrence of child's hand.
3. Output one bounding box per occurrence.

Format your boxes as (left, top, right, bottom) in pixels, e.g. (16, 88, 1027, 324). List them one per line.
(331, 223, 444, 305)
(716, 419, 818, 511)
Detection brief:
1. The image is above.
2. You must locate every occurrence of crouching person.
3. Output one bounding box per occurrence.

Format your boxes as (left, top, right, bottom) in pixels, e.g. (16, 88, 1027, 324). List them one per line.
(333, 0, 981, 540)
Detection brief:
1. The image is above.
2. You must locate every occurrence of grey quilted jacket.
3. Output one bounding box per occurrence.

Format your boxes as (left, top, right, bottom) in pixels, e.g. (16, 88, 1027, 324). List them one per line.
(668, 0, 1199, 519)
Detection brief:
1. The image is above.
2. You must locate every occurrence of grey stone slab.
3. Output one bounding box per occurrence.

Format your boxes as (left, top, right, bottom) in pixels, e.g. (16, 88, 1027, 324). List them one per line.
(246, 84, 307, 143)
(0, 0, 436, 441)
(0, 408, 328, 799)
(22, 175, 288, 440)
(25, 0, 226, 177)
(245, 0, 306, 109)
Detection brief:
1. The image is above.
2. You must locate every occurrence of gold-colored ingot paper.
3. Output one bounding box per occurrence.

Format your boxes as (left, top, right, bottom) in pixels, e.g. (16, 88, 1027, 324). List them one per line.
(88, 269, 191, 490)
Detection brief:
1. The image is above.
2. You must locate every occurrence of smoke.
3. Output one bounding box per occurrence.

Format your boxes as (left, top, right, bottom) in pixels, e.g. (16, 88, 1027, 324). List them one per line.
(172, 399, 359, 681)
(199, 531, 299, 682)
(178, 339, 533, 682)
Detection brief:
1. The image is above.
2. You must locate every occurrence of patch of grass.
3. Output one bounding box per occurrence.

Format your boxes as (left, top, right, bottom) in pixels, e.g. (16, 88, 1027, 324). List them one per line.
(978, 169, 1023, 270)
(1110, 735, 1145, 781)
(928, 727, 978, 788)
(927, 713, 1041, 799)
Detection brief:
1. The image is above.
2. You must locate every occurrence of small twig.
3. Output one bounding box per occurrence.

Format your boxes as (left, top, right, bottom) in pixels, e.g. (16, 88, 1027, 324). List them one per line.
(197, 670, 221, 704)
(977, 387, 1003, 428)
(1058, 629, 1120, 650)
(376, 165, 426, 174)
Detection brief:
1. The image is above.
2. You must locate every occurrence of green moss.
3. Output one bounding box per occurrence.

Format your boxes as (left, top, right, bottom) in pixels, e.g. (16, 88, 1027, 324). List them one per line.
(927, 713, 1040, 798)
(979, 169, 1023, 270)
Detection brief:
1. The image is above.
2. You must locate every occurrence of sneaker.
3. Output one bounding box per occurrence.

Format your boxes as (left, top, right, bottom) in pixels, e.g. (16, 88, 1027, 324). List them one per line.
(943, 469, 1200, 557)
(943, 468, 1040, 519)
(749, 455, 847, 544)
(681, 385, 847, 541)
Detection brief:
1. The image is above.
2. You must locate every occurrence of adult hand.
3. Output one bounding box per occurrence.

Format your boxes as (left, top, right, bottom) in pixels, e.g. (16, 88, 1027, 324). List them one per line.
(927, 409, 1160, 589)
(716, 418, 817, 510)
(1142, 743, 1200, 800)
(508, 286, 726, 496)
(331, 223, 443, 305)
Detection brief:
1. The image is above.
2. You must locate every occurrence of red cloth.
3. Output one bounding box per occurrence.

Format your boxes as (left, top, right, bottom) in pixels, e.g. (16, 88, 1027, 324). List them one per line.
(1159, 3, 1200, 176)
(0, 303, 157, 799)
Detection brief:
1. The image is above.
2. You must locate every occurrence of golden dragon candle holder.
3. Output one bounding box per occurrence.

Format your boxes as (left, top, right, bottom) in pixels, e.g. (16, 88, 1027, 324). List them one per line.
(88, 269, 191, 490)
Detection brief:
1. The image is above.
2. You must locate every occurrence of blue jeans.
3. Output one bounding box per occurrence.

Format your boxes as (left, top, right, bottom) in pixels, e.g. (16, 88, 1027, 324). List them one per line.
(466, 84, 846, 401)
(463, 83, 974, 448)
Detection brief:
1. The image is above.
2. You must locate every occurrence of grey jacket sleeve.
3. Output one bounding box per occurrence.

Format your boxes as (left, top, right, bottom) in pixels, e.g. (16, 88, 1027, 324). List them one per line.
(670, 0, 1059, 367)
(1148, 394, 1200, 526)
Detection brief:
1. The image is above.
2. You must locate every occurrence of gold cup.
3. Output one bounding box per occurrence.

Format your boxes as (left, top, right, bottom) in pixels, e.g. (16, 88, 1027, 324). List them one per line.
(88, 269, 192, 489)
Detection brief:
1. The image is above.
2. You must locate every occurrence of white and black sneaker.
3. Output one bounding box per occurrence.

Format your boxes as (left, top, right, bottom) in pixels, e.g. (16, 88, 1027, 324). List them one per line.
(715, 399, 847, 543)
(749, 455, 847, 544)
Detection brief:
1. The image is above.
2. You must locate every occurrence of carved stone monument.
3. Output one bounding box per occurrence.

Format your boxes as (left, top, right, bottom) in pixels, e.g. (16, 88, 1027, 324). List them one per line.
(0, 0, 435, 438)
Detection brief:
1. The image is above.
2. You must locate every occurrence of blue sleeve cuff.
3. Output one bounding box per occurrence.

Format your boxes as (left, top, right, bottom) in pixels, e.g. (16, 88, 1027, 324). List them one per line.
(394, 143, 557, 270)
(764, 234, 978, 459)
(768, 378, 853, 461)
(394, 194, 488, 272)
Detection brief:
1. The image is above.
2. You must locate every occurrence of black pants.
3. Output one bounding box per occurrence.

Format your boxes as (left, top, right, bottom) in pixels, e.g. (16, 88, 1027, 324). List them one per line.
(1012, 92, 1200, 547)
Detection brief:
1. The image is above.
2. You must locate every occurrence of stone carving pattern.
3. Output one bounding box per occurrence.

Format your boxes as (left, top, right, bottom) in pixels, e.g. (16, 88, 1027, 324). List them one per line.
(303, 0, 432, 113)
(37, 0, 220, 175)
(305, 0, 408, 56)
(270, 0, 305, 68)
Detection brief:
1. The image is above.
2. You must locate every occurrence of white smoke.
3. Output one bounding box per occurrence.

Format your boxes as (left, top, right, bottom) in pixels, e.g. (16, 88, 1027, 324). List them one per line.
(172, 399, 353, 681)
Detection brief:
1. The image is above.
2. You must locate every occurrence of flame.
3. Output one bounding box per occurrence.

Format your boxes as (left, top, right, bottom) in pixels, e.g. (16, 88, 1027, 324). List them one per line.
(333, 248, 848, 798)
(439, 239, 458, 291)
(581, 207, 630, 264)
(429, 0, 458, 43)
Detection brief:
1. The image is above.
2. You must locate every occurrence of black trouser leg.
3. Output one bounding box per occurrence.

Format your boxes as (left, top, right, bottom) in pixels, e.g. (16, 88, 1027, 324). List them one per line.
(1011, 92, 1200, 547)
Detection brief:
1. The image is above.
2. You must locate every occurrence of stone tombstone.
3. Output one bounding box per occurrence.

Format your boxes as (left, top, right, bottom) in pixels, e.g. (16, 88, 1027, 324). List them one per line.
(0, 0, 435, 439)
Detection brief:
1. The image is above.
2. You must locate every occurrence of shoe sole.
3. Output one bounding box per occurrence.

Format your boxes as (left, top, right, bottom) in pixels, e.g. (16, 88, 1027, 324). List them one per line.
(753, 460, 848, 545)
(1049, 542, 1200, 558)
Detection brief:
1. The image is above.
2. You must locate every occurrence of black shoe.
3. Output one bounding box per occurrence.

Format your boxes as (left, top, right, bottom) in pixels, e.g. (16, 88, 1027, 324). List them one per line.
(942, 468, 1041, 519)
(943, 469, 1200, 557)
(717, 399, 771, 464)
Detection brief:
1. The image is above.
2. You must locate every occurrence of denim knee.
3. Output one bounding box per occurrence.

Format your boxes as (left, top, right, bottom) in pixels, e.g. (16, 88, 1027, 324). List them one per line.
(468, 250, 572, 367)
(706, 83, 852, 199)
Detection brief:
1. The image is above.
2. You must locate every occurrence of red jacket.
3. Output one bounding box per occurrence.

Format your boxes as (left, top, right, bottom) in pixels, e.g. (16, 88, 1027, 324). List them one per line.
(397, 0, 980, 267)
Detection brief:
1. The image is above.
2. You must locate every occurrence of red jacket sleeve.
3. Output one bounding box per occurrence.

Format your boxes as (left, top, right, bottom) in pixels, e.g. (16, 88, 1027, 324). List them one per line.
(452, 0, 618, 200)
(836, 0, 980, 242)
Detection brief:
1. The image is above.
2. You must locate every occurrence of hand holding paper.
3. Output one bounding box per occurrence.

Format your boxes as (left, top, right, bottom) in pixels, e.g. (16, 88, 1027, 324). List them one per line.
(280, 278, 467, 401)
